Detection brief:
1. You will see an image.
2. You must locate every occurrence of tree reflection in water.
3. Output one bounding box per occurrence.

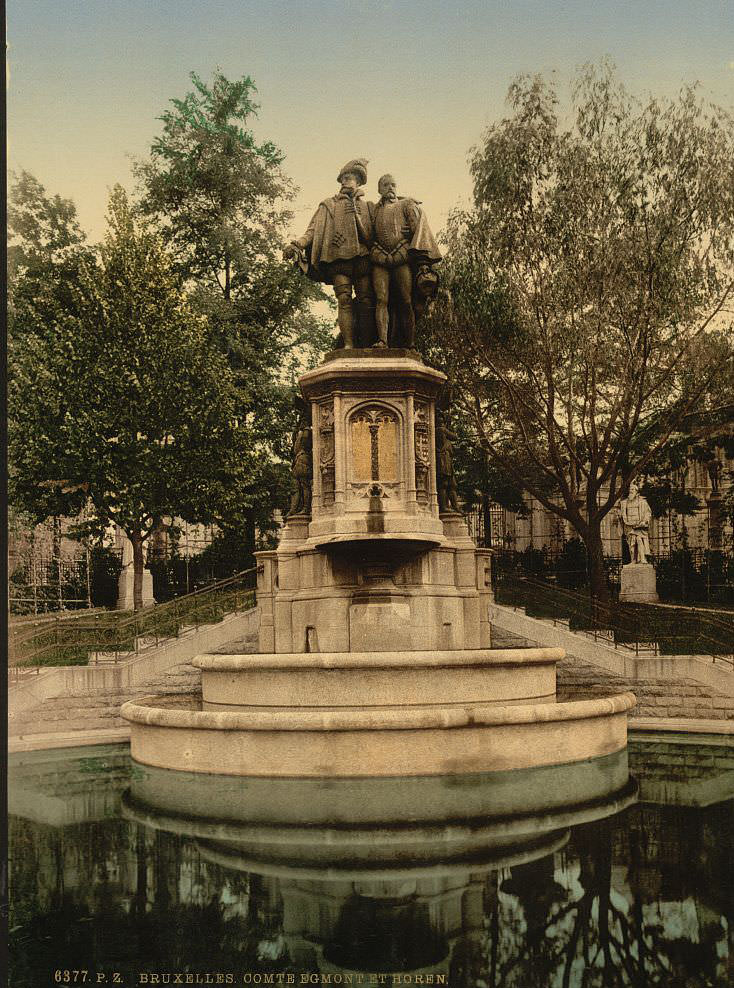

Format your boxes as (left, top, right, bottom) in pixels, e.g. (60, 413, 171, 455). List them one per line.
(472, 804, 732, 988)
(8, 745, 733, 988)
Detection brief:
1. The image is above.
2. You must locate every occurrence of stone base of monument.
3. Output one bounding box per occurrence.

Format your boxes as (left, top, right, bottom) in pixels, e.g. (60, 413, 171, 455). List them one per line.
(255, 528, 492, 654)
(121, 349, 636, 779)
(619, 562, 659, 603)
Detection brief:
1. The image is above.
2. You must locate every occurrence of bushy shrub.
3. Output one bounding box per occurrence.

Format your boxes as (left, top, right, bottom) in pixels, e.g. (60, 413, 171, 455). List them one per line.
(518, 545, 547, 578)
(555, 538, 588, 589)
(699, 550, 734, 606)
(89, 545, 123, 608)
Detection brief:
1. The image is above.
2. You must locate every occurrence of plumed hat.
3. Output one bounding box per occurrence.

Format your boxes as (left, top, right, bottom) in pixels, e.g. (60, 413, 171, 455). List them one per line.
(337, 158, 368, 186)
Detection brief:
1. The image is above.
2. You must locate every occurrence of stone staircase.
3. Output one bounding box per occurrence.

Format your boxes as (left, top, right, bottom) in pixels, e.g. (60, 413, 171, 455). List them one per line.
(9, 627, 258, 744)
(557, 659, 734, 721)
(490, 599, 734, 700)
(9, 662, 202, 738)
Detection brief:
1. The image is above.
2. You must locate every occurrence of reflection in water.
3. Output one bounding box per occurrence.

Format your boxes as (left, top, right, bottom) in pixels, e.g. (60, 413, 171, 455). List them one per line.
(8, 740, 734, 987)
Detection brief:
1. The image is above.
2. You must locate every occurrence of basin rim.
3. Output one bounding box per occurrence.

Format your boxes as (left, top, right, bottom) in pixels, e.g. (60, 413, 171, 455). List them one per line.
(193, 646, 565, 672)
(121, 691, 636, 732)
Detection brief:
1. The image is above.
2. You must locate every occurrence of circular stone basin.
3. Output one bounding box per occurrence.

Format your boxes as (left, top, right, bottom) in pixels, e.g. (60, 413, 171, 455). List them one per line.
(193, 647, 563, 709)
(121, 689, 636, 778)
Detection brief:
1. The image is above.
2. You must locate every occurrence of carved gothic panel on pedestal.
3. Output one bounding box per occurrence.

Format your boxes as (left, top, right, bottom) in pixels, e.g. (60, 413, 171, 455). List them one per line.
(349, 406, 399, 497)
(319, 402, 335, 506)
(414, 401, 430, 504)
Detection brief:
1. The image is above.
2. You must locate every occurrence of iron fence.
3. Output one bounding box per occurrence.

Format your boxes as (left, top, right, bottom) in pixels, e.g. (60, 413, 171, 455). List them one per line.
(488, 541, 734, 606)
(9, 567, 258, 678)
(9, 547, 124, 615)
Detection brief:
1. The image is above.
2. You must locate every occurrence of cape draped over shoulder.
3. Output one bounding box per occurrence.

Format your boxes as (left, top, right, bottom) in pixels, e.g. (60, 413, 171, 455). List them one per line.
(295, 193, 376, 284)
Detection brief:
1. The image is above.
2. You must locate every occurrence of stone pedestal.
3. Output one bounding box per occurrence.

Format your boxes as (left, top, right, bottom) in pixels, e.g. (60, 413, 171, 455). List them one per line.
(619, 562, 659, 603)
(256, 350, 494, 654)
(123, 348, 635, 780)
(116, 565, 155, 610)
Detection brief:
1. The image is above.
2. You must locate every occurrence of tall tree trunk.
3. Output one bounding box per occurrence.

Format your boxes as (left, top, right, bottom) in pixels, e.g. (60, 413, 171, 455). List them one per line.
(131, 529, 145, 612)
(585, 520, 610, 602)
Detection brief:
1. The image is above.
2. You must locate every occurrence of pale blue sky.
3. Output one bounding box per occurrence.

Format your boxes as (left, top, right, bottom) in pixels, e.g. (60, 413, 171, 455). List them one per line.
(7, 0, 733, 241)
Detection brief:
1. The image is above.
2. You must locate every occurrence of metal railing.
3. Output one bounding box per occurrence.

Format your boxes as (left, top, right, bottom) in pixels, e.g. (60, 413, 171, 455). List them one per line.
(488, 542, 734, 605)
(495, 576, 734, 667)
(9, 567, 258, 677)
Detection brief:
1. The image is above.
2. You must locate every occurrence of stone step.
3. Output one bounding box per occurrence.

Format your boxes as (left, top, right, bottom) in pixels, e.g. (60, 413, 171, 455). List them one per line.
(10, 704, 124, 728)
(147, 670, 201, 684)
(32, 692, 140, 709)
(12, 714, 129, 737)
(209, 634, 259, 654)
(8, 661, 204, 738)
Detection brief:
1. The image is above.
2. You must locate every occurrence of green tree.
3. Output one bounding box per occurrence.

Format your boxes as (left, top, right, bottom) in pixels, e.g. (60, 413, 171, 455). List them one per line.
(426, 64, 734, 597)
(135, 71, 332, 550)
(8, 170, 95, 343)
(9, 187, 250, 609)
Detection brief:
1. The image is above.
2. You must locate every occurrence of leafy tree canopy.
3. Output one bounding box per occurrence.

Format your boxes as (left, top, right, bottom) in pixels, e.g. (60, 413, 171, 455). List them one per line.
(9, 187, 253, 608)
(135, 70, 333, 539)
(424, 62, 734, 595)
(8, 171, 95, 343)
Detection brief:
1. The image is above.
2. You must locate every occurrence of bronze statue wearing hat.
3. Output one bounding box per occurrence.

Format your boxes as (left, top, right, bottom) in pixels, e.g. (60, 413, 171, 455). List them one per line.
(285, 158, 375, 348)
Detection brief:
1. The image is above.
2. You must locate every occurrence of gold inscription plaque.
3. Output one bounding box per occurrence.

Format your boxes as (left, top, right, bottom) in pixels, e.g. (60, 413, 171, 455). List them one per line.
(351, 417, 373, 481)
(351, 407, 399, 483)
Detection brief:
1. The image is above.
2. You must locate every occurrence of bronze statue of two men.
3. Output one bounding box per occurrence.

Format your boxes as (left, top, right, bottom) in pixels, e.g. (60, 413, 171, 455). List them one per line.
(285, 159, 441, 349)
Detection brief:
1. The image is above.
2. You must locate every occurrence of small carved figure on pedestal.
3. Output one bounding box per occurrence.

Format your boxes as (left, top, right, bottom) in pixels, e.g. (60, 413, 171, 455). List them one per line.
(284, 159, 375, 348)
(436, 411, 460, 514)
(288, 414, 313, 517)
(706, 456, 723, 495)
(371, 174, 442, 349)
(619, 481, 652, 564)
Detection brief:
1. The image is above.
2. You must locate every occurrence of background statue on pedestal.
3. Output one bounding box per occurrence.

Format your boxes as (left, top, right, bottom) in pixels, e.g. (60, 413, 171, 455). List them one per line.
(436, 411, 460, 513)
(284, 158, 375, 349)
(619, 481, 652, 564)
(371, 174, 442, 348)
